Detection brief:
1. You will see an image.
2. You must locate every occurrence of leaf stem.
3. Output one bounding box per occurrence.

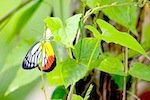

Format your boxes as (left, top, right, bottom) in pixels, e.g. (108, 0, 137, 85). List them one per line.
(67, 83, 75, 100)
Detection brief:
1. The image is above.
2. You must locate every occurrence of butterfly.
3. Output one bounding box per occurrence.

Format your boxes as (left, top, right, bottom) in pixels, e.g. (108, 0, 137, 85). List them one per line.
(22, 29, 56, 72)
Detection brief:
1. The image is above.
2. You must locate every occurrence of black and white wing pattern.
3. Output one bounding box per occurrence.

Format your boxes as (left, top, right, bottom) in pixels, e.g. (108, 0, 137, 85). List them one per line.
(22, 41, 41, 69)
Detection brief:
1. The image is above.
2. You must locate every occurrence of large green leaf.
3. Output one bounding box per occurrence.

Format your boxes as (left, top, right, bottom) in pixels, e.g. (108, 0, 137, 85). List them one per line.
(97, 57, 125, 76)
(129, 62, 150, 81)
(62, 59, 87, 88)
(73, 38, 100, 68)
(87, 19, 146, 56)
(3, 78, 40, 100)
(96, 19, 146, 56)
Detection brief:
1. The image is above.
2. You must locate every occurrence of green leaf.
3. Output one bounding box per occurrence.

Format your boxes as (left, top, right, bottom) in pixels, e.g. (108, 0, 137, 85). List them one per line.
(59, 14, 82, 47)
(85, 25, 102, 39)
(0, 66, 19, 96)
(111, 75, 124, 89)
(96, 19, 146, 56)
(72, 94, 83, 100)
(3, 78, 40, 100)
(47, 63, 64, 86)
(44, 17, 63, 33)
(6, 68, 41, 95)
(73, 38, 100, 68)
(51, 86, 67, 100)
(97, 57, 125, 76)
(45, 14, 82, 48)
(62, 59, 87, 88)
(129, 62, 150, 81)
(100, 0, 138, 35)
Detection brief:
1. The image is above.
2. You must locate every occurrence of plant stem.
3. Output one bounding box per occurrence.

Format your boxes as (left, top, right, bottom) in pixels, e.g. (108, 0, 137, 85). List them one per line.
(0, 0, 32, 24)
(83, 2, 137, 23)
(40, 73, 47, 100)
(123, 47, 128, 100)
(67, 83, 75, 100)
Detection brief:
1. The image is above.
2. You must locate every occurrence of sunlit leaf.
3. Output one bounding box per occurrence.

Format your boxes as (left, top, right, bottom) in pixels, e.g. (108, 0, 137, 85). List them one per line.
(96, 19, 146, 56)
(97, 57, 125, 76)
(129, 62, 150, 81)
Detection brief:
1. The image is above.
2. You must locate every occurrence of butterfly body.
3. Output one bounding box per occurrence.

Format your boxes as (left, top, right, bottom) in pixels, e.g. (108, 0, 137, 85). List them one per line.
(22, 39, 56, 72)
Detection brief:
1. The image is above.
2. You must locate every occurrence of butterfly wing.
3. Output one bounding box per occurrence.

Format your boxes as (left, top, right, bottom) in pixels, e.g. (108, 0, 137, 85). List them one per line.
(38, 41, 56, 72)
(22, 41, 41, 69)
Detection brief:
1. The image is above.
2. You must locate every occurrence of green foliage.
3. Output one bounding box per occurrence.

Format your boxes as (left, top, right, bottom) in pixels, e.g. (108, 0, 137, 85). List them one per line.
(97, 57, 125, 76)
(72, 94, 84, 100)
(0, 0, 51, 99)
(73, 38, 100, 68)
(51, 86, 67, 100)
(44, 14, 82, 48)
(84, 0, 138, 35)
(1, 0, 150, 99)
(86, 19, 146, 56)
(129, 62, 150, 81)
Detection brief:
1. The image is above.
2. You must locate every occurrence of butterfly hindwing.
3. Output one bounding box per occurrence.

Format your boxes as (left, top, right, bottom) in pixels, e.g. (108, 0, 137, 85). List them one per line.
(22, 41, 41, 69)
(38, 41, 56, 72)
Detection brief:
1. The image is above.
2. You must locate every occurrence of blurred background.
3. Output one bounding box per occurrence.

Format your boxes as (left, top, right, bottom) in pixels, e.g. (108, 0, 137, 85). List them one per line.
(0, 0, 74, 99)
(1, 0, 150, 100)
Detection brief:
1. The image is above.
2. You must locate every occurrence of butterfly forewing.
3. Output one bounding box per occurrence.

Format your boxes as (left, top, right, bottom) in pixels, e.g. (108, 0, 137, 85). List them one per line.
(22, 41, 41, 69)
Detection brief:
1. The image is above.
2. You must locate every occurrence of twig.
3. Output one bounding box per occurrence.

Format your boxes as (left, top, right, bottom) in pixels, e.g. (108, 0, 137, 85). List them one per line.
(122, 47, 128, 100)
(83, 2, 137, 23)
(0, 0, 32, 24)
(67, 83, 75, 100)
